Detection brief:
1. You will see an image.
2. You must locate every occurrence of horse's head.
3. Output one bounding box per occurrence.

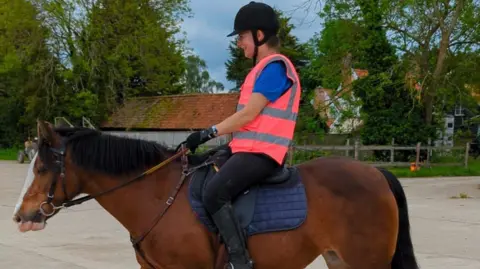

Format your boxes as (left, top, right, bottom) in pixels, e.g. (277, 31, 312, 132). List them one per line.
(13, 120, 82, 232)
(13, 120, 179, 233)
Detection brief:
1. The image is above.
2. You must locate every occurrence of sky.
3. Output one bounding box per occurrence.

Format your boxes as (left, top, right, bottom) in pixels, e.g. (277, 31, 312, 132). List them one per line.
(180, 0, 324, 90)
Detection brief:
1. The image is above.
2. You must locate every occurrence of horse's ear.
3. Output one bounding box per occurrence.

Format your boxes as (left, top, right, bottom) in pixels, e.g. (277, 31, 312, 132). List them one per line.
(37, 119, 55, 144)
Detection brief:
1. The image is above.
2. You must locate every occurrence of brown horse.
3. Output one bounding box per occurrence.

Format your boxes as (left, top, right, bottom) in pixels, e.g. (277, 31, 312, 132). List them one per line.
(13, 120, 419, 269)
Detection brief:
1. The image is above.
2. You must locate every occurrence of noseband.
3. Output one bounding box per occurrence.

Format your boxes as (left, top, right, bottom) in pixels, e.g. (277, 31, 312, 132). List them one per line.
(37, 141, 191, 268)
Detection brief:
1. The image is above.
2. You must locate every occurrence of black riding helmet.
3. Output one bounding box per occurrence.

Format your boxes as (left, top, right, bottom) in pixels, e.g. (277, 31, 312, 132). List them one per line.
(227, 1, 280, 65)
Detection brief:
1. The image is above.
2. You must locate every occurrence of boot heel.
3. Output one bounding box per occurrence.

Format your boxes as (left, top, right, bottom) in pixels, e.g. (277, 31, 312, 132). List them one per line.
(212, 203, 254, 269)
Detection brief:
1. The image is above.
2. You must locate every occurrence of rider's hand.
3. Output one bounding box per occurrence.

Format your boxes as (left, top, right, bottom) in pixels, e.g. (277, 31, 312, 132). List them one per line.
(185, 126, 217, 152)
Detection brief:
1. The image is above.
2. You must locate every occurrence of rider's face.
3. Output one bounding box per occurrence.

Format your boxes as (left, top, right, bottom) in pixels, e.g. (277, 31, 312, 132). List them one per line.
(236, 31, 258, 59)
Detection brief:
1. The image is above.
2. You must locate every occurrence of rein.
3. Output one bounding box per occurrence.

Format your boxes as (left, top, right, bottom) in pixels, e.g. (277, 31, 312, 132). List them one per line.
(39, 142, 193, 269)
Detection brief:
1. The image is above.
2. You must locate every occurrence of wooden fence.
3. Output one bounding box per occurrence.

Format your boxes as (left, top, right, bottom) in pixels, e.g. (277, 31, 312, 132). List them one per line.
(288, 139, 471, 168)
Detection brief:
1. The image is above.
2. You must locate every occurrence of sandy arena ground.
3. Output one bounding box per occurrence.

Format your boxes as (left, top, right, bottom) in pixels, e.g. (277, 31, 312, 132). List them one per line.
(1, 160, 480, 268)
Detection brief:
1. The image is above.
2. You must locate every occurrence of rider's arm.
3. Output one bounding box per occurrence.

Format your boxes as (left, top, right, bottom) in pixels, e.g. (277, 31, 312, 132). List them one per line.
(215, 93, 269, 136)
(214, 61, 292, 136)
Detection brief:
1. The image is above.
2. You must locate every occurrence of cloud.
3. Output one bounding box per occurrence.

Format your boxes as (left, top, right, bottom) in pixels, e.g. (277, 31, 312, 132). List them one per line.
(181, 0, 323, 89)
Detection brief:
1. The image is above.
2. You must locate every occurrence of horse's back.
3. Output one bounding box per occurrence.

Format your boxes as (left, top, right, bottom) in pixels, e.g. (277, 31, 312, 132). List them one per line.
(296, 156, 393, 198)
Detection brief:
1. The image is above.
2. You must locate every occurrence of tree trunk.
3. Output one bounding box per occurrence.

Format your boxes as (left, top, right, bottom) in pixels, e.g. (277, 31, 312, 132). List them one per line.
(426, 33, 450, 125)
(423, 0, 464, 125)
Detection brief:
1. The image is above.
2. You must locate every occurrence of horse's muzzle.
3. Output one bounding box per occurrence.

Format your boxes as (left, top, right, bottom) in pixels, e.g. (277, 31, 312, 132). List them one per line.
(13, 209, 45, 224)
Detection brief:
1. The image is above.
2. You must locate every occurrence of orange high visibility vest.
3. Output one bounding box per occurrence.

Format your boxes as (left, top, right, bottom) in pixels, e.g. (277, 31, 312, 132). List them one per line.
(229, 53, 301, 164)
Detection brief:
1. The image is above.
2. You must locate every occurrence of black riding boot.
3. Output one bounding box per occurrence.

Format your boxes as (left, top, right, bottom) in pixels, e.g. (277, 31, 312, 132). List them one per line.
(211, 203, 254, 269)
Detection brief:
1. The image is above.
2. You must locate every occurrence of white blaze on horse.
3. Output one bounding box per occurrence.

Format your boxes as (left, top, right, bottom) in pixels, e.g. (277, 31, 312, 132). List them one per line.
(13, 153, 47, 232)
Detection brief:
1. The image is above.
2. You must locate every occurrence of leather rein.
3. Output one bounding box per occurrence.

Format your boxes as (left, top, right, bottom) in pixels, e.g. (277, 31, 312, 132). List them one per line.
(38, 141, 193, 269)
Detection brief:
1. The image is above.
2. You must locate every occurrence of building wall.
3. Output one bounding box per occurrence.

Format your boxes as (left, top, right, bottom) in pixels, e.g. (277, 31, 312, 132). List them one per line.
(435, 115, 455, 147)
(451, 104, 480, 136)
(454, 115, 464, 132)
(103, 130, 231, 148)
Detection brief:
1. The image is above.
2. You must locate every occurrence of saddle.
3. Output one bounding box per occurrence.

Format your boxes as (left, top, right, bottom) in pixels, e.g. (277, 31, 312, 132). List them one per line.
(187, 145, 308, 237)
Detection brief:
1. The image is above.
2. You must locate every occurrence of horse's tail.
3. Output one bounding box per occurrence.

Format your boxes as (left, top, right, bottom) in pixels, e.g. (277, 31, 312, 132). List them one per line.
(377, 168, 419, 269)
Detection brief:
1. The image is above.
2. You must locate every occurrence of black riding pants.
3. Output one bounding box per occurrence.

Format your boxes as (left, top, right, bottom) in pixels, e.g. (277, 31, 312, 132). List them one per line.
(202, 152, 280, 214)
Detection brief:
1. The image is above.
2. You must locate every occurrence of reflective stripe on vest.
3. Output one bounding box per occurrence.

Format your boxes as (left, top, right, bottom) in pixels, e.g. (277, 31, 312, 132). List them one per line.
(236, 104, 298, 121)
(232, 55, 299, 147)
(233, 132, 292, 147)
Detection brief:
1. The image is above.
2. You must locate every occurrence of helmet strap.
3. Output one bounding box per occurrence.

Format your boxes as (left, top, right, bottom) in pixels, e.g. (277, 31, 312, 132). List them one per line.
(251, 29, 259, 66)
(251, 29, 272, 67)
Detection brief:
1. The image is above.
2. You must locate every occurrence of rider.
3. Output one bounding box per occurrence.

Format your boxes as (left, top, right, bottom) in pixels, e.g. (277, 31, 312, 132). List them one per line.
(184, 2, 301, 268)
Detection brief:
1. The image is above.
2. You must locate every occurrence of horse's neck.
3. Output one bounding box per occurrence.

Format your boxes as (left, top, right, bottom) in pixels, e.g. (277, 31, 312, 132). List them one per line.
(82, 166, 181, 237)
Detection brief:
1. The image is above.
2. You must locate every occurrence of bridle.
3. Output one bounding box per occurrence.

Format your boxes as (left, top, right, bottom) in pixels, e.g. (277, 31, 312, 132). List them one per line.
(38, 145, 70, 217)
(37, 139, 191, 269)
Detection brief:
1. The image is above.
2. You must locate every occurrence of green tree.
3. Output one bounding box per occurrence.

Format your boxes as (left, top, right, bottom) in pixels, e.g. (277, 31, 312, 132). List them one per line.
(303, 0, 396, 90)
(0, 0, 60, 147)
(182, 54, 225, 93)
(225, 9, 308, 91)
(77, 0, 189, 117)
(31, 0, 191, 124)
(303, 0, 437, 159)
(360, 0, 437, 159)
(354, 72, 437, 161)
(302, 19, 367, 91)
(0, 0, 193, 147)
(318, 0, 480, 126)
(356, 0, 396, 73)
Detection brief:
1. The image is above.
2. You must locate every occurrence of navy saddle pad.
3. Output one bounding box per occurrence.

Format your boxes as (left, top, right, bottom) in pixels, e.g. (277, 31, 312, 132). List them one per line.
(187, 154, 308, 237)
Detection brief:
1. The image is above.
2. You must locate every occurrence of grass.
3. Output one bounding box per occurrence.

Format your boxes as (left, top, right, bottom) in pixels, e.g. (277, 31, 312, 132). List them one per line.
(289, 148, 480, 178)
(0, 148, 19, 161)
(387, 159, 480, 178)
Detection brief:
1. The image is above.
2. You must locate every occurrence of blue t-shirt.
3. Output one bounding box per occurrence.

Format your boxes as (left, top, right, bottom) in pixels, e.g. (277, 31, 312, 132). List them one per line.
(253, 61, 292, 102)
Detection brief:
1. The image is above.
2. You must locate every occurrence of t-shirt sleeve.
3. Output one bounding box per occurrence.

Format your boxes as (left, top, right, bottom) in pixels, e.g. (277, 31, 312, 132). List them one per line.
(252, 61, 293, 103)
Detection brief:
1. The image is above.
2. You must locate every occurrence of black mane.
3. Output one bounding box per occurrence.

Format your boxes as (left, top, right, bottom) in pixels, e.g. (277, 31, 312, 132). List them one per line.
(39, 127, 178, 176)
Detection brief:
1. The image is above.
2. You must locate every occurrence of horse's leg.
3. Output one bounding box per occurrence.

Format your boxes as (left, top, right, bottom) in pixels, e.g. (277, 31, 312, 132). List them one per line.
(333, 168, 417, 269)
(135, 252, 153, 269)
(200, 158, 412, 269)
(323, 251, 349, 269)
(293, 159, 399, 269)
(324, 250, 393, 269)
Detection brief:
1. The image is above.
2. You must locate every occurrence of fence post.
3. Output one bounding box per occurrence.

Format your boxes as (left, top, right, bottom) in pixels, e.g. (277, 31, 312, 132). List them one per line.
(289, 142, 295, 166)
(426, 138, 431, 168)
(354, 139, 359, 160)
(345, 139, 350, 157)
(465, 142, 470, 168)
(304, 140, 308, 161)
(390, 138, 395, 163)
(415, 142, 421, 169)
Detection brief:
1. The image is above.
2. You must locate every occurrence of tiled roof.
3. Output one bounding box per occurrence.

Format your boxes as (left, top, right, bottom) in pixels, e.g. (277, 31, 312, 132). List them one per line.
(100, 93, 239, 130)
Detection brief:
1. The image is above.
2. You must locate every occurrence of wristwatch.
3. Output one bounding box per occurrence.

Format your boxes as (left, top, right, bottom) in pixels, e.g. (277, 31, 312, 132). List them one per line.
(211, 125, 218, 137)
